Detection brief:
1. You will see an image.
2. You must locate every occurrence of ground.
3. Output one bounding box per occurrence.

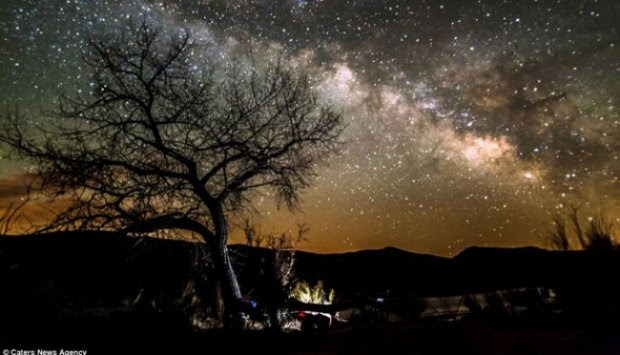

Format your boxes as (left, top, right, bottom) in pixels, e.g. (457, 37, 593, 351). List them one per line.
(3, 315, 617, 355)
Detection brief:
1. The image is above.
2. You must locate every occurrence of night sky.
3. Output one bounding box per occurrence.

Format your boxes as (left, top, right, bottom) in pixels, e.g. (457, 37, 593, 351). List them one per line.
(0, 0, 618, 255)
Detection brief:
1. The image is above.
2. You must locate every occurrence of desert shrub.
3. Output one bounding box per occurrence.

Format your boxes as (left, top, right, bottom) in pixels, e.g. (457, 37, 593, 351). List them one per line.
(290, 280, 335, 305)
(481, 292, 510, 321)
(545, 206, 618, 252)
(547, 214, 570, 251)
(463, 294, 483, 315)
(584, 215, 616, 253)
(240, 221, 310, 330)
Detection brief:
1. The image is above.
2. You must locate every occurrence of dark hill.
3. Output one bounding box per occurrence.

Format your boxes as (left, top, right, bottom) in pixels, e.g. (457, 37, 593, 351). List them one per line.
(1, 232, 619, 336)
(232, 244, 617, 297)
(0, 233, 616, 301)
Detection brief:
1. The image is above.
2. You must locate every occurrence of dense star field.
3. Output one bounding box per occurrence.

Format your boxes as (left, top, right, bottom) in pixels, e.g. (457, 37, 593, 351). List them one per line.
(0, 0, 618, 255)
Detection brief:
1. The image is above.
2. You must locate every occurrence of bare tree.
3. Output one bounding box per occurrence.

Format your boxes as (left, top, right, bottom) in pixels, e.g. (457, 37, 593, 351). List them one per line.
(243, 218, 265, 248)
(0, 18, 342, 328)
(545, 205, 617, 252)
(547, 213, 570, 251)
(584, 214, 616, 252)
(0, 194, 30, 236)
(567, 204, 587, 250)
(242, 220, 309, 330)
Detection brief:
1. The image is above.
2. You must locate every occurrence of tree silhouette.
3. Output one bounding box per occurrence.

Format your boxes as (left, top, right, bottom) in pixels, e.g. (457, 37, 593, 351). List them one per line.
(242, 220, 308, 330)
(545, 205, 618, 252)
(0, 191, 30, 236)
(0, 18, 342, 328)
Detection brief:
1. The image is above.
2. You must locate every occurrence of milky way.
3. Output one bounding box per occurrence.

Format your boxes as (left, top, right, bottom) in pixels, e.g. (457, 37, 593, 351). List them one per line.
(0, 0, 618, 255)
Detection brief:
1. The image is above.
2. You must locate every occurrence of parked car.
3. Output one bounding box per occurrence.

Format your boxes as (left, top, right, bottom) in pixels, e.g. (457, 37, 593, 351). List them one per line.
(295, 310, 332, 332)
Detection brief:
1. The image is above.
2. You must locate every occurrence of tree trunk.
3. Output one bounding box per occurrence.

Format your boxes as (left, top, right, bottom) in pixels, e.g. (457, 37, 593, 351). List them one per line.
(206, 203, 245, 330)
